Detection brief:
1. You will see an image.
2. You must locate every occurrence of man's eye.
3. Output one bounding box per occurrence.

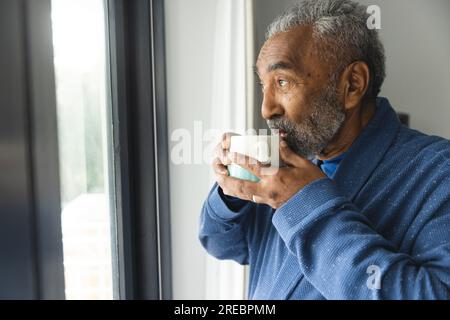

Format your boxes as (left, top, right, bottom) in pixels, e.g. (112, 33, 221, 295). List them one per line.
(278, 79, 288, 87)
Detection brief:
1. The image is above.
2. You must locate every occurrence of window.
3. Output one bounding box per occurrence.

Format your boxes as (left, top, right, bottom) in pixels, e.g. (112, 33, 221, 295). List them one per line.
(51, 0, 117, 300)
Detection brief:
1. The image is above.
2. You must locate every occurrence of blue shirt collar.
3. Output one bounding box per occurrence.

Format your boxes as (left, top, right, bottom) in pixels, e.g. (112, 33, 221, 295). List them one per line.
(314, 152, 347, 179)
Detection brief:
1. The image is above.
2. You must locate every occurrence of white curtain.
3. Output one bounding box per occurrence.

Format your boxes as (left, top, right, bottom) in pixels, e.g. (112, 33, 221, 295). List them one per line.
(205, 0, 254, 300)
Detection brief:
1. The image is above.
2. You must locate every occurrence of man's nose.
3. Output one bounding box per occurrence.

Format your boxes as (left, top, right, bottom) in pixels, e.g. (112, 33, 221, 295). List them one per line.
(261, 91, 284, 120)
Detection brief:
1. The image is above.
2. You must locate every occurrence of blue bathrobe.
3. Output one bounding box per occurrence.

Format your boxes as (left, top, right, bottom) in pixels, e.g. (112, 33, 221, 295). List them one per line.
(199, 98, 450, 299)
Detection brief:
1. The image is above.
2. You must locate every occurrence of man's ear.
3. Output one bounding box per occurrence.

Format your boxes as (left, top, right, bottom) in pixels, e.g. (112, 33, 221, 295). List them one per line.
(339, 61, 371, 110)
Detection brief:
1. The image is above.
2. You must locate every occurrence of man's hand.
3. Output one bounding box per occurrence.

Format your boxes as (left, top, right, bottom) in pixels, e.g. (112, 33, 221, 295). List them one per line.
(216, 140, 327, 209)
(212, 132, 256, 201)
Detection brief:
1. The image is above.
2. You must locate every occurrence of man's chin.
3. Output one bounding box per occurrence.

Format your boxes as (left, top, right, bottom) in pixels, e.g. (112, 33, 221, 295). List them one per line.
(289, 143, 314, 160)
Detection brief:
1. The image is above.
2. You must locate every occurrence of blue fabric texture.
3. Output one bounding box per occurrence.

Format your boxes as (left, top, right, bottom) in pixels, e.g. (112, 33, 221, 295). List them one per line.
(199, 98, 450, 299)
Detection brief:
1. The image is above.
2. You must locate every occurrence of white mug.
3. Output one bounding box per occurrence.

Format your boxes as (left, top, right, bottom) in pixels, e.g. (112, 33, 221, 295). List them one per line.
(228, 135, 280, 182)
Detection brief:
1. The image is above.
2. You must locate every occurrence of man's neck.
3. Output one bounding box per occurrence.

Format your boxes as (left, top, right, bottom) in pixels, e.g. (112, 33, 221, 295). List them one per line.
(318, 99, 376, 161)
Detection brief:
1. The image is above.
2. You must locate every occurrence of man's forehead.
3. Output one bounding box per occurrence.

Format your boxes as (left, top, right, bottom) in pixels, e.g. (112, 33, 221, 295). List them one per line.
(256, 25, 314, 75)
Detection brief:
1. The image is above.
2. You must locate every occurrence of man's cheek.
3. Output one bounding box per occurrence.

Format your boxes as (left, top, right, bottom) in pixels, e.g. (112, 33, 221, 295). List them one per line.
(284, 98, 309, 123)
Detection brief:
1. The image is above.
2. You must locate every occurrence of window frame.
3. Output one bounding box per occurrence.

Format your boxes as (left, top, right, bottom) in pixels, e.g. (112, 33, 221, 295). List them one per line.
(107, 0, 172, 300)
(0, 0, 65, 299)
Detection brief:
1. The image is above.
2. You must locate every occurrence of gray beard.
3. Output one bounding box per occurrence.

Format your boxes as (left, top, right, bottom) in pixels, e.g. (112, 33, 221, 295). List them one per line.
(267, 82, 346, 160)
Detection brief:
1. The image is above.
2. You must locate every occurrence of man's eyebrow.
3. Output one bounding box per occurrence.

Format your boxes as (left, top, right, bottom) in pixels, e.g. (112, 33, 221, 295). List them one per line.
(267, 61, 294, 73)
(253, 62, 296, 78)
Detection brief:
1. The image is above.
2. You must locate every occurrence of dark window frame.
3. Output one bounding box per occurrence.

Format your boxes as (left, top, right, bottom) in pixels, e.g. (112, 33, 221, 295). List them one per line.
(0, 0, 65, 300)
(107, 0, 172, 300)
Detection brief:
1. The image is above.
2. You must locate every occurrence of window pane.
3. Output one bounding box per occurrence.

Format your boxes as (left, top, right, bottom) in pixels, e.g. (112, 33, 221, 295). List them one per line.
(51, 0, 117, 300)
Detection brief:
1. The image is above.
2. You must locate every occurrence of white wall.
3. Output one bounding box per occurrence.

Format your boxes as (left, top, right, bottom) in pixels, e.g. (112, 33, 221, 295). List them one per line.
(165, 0, 218, 299)
(359, 0, 450, 139)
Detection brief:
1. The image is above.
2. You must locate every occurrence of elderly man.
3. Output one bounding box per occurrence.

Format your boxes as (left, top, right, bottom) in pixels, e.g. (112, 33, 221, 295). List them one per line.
(199, 0, 450, 299)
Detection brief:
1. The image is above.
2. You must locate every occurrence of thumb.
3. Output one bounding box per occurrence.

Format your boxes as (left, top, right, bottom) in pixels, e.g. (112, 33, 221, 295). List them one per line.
(279, 140, 307, 167)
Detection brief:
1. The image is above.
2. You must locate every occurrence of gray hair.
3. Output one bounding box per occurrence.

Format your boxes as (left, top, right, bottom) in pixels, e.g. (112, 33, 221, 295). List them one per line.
(266, 0, 386, 99)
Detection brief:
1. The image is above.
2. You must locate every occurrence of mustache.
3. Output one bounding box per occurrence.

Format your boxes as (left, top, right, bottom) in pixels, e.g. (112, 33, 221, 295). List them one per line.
(266, 117, 294, 132)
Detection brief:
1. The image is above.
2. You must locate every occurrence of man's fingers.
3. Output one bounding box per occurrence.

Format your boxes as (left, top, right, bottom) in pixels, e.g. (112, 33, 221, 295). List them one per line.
(228, 152, 264, 178)
(214, 132, 240, 166)
(213, 157, 228, 175)
(279, 140, 307, 167)
(221, 132, 240, 150)
(212, 132, 240, 183)
(217, 173, 260, 201)
(220, 149, 232, 166)
(214, 143, 231, 166)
